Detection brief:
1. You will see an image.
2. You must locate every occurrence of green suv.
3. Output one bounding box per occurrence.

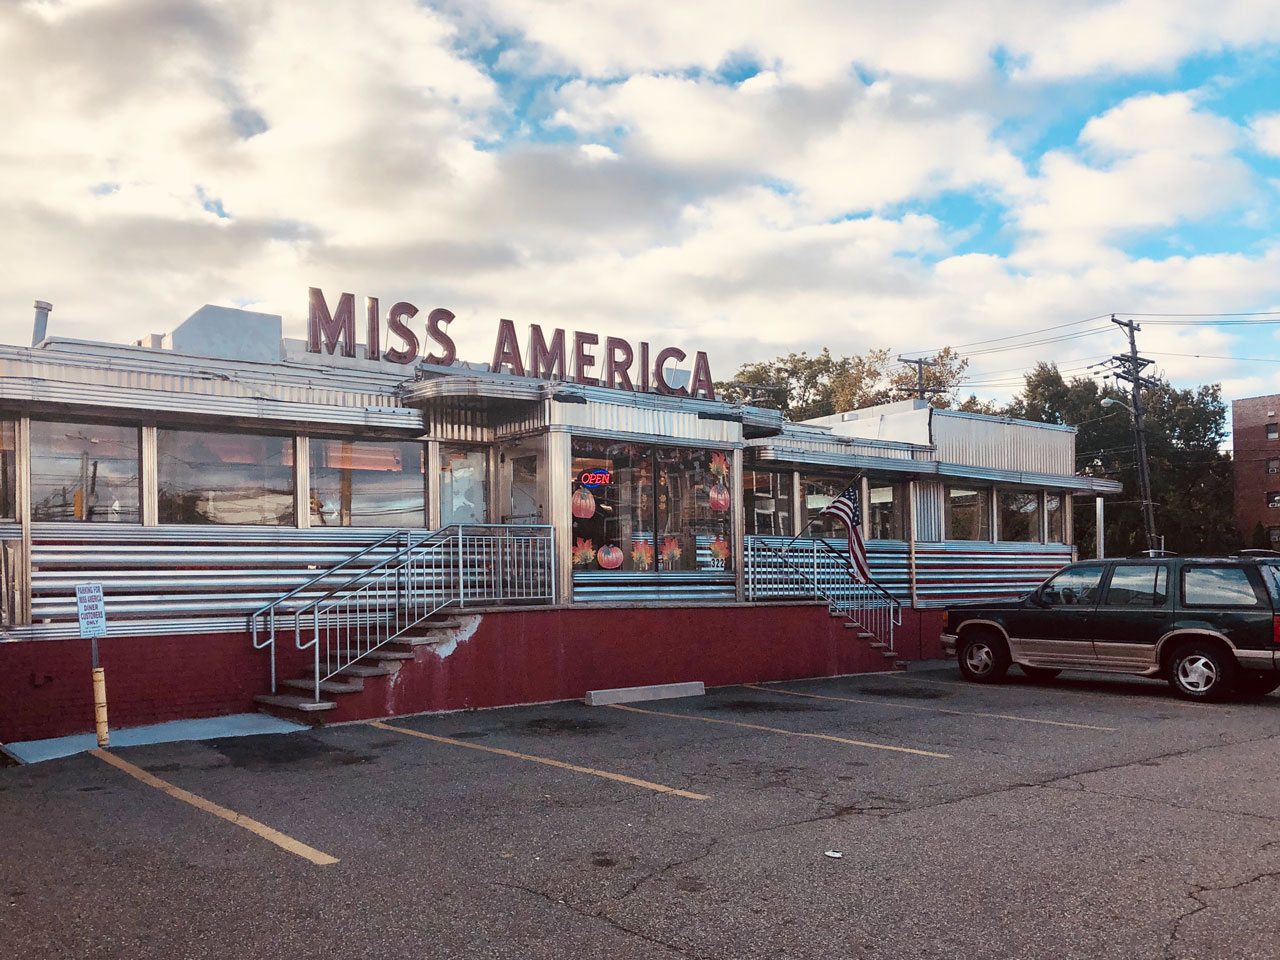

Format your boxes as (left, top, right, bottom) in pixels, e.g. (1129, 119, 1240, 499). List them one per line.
(941, 555, 1280, 701)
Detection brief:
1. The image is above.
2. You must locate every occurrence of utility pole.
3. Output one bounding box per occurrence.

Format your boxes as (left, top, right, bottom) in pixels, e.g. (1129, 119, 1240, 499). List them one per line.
(1107, 315, 1159, 553)
(896, 356, 940, 401)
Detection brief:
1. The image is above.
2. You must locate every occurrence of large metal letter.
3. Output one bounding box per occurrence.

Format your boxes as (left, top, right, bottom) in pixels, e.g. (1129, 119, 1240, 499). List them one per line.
(529, 325, 566, 380)
(573, 332, 599, 386)
(383, 302, 420, 364)
(424, 308, 456, 366)
(365, 297, 380, 361)
(653, 346, 688, 396)
(605, 337, 634, 391)
(492, 318, 526, 376)
(307, 288, 356, 357)
(690, 350, 715, 400)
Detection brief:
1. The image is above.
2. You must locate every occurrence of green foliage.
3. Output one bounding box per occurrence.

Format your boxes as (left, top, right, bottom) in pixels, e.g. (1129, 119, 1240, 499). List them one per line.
(1007, 363, 1238, 556)
(716, 347, 969, 421)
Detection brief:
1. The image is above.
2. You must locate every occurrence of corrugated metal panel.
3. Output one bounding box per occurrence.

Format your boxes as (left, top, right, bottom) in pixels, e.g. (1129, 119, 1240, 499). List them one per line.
(553, 402, 738, 446)
(573, 571, 736, 602)
(914, 542, 1072, 606)
(931, 411, 1075, 476)
(914, 481, 944, 541)
(745, 537, 911, 600)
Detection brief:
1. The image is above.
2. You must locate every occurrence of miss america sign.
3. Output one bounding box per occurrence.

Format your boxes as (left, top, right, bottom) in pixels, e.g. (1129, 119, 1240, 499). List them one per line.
(306, 287, 717, 400)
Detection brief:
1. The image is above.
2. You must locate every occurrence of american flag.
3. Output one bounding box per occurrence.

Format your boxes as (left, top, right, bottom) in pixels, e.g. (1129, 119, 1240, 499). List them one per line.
(818, 481, 872, 583)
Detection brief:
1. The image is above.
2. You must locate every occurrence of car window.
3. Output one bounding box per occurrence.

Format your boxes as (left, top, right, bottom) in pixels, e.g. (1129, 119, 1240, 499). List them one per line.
(1040, 564, 1105, 606)
(1103, 564, 1169, 606)
(1181, 566, 1263, 607)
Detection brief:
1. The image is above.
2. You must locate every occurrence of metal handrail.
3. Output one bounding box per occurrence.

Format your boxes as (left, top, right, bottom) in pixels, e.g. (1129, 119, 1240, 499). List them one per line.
(745, 536, 902, 652)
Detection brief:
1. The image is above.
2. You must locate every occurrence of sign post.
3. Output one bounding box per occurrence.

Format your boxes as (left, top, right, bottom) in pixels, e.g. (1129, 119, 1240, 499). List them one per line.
(75, 583, 109, 747)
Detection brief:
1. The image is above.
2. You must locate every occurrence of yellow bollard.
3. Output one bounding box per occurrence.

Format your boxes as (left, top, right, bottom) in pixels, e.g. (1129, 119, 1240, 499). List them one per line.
(92, 666, 109, 747)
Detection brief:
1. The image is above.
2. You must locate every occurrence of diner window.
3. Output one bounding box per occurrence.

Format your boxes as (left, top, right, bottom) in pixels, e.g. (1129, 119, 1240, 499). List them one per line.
(867, 483, 904, 540)
(744, 469, 794, 537)
(0, 421, 14, 519)
(571, 440, 732, 573)
(158, 428, 294, 525)
(997, 490, 1041, 542)
(802, 473, 858, 538)
(440, 445, 489, 524)
(310, 439, 426, 527)
(30, 420, 140, 522)
(1046, 493, 1065, 543)
(945, 486, 991, 541)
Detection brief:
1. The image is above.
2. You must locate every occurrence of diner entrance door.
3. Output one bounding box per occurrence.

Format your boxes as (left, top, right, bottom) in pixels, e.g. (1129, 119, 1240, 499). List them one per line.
(497, 437, 545, 524)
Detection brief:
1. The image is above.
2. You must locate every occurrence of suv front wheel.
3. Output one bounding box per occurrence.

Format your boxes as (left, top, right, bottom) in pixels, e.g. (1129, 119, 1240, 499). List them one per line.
(1167, 640, 1236, 702)
(957, 631, 1010, 684)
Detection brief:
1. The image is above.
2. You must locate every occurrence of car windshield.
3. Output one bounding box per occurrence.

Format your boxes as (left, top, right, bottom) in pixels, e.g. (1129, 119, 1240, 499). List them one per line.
(1039, 564, 1105, 605)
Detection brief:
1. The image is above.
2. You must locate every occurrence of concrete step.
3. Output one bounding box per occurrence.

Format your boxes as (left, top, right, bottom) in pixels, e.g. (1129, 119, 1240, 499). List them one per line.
(880, 650, 897, 659)
(281, 677, 364, 695)
(389, 635, 448, 648)
(868, 641, 888, 649)
(253, 694, 338, 724)
(366, 649, 415, 661)
(894, 660, 909, 669)
(303, 661, 398, 678)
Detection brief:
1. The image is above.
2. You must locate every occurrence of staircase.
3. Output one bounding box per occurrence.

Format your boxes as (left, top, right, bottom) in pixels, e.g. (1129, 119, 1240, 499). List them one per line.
(247, 524, 555, 723)
(745, 536, 905, 669)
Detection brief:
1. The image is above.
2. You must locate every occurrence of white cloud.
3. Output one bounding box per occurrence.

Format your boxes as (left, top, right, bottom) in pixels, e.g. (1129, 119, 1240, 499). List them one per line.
(1252, 113, 1280, 157)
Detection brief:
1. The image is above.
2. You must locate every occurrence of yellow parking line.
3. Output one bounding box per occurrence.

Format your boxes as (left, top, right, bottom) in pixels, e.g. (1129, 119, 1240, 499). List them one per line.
(370, 721, 710, 800)
(742, 683, 1116, 731)
(606, 703, 951, 759)
(90, 749, 338, 866)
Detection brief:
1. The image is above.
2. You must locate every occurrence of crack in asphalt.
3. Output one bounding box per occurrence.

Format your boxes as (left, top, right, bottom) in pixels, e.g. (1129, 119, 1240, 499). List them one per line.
(490, 879, 701, 958)
(1162, 869, 1280, 959)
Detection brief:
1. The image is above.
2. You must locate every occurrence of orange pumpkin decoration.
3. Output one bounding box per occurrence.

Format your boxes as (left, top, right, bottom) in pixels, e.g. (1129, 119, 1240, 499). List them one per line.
(597, 544, 624, 569)
(709, 482, 730, 512)
(571, 486, 596, 519)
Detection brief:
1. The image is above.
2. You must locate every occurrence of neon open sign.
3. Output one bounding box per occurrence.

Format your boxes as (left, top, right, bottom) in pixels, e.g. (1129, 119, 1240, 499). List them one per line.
(579, 470, 613, 487)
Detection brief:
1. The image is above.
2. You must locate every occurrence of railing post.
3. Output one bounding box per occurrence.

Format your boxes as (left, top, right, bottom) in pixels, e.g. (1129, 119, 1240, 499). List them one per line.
(313, 606, 320, 703)
(457, 532, 465, 609)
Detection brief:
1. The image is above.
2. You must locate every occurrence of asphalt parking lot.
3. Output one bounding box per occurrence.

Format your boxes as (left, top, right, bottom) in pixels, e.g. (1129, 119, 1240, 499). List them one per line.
(4, 660, 1280, 960)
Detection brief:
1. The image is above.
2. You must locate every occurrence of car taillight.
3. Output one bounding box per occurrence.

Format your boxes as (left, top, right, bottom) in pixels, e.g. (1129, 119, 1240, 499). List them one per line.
(1274, 615, 1280, 645)
(941, 611, 949, 630)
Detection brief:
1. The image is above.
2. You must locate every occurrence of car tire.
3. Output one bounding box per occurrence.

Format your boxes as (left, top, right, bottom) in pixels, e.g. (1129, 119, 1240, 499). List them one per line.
(1020, 666, 1062, 681)
(1235, 672, 1280, 699)
(1166, 641, 1236, 702)
(957, 631, 1010, 684)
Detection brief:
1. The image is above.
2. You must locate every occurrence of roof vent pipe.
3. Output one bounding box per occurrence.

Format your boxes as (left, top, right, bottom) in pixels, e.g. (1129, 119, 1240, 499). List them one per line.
(32, 300, 51, 346)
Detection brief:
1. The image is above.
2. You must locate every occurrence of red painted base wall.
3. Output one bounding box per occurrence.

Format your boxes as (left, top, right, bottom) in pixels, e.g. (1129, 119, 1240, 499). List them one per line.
(0, 605, 946, 742)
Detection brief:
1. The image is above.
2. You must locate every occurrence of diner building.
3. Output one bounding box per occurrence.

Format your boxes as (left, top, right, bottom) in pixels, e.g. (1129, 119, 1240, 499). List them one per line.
(0, 297, 1120, 742)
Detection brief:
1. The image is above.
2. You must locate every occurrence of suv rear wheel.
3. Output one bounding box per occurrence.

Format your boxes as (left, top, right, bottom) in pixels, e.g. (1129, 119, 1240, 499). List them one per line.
(1167, 640, 1236, 702)
(957, 631, 1010, 683)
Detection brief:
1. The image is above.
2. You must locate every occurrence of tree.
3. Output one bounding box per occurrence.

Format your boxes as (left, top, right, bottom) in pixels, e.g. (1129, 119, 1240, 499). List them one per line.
(1006, 363, 1238, 556)
(717, 347, 970, 421)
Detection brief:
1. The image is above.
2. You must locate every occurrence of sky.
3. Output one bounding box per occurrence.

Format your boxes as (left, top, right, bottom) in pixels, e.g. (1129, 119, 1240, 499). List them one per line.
(4, 0, 1280, 406)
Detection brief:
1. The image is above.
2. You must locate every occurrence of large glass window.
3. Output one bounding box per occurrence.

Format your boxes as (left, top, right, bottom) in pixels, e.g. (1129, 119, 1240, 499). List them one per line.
(571, 440, 732, 573)
(1046, 493, 1065, 543)
(1039, 564, 1105, 606)
(0, 421, 14, 519)
(31, 420, 140, 522)
(744, 469, 794, 537)
(998, 490, 1041, 542)
(867, 483, 904, 540)
(945, 486, 990, 541)
(802, 473, 858, 538)
(1104, 564, 1168, 606)
(1182, 566, 1263, 607)
(158, 428, 294, 525)
(440, 445, 489, 524)
(310, 439, 425, 527)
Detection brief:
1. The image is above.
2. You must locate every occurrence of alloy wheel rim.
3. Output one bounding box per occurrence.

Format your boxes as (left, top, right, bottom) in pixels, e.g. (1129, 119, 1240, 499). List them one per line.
(1176, 654, 1218, 693)
(965, 642, 994, 675)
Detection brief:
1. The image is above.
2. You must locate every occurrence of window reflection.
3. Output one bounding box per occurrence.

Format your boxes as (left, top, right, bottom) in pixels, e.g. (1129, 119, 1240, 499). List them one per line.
(158, 429, 294, 525)
(440, 445, 488, 524)
(998, 490, 1041, 542)
(0, 421, 15, 520)
(945, 486, 991, 541)
(310, 439, 426, 527)
(571, 440, 732, 573)
(801, 473, 857, 538)
(867, 484, 903, 540)
(1046, 493, 1065, 543)
(744, 469, 793, 536)
(31, 421, 140, 523)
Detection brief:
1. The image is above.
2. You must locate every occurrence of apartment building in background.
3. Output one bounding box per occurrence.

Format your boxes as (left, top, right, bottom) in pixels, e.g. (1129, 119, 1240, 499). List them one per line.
(1232, 393, 1280, 545)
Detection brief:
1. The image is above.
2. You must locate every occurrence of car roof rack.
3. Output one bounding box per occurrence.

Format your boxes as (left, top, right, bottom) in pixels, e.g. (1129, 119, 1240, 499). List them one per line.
(1130, 549, 1178, 558)
(1235, 549, 1280, 557)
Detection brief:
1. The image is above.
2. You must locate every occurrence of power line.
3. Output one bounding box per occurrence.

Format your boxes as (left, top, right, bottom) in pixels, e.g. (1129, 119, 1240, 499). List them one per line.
(902, 314, 1112, 356)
